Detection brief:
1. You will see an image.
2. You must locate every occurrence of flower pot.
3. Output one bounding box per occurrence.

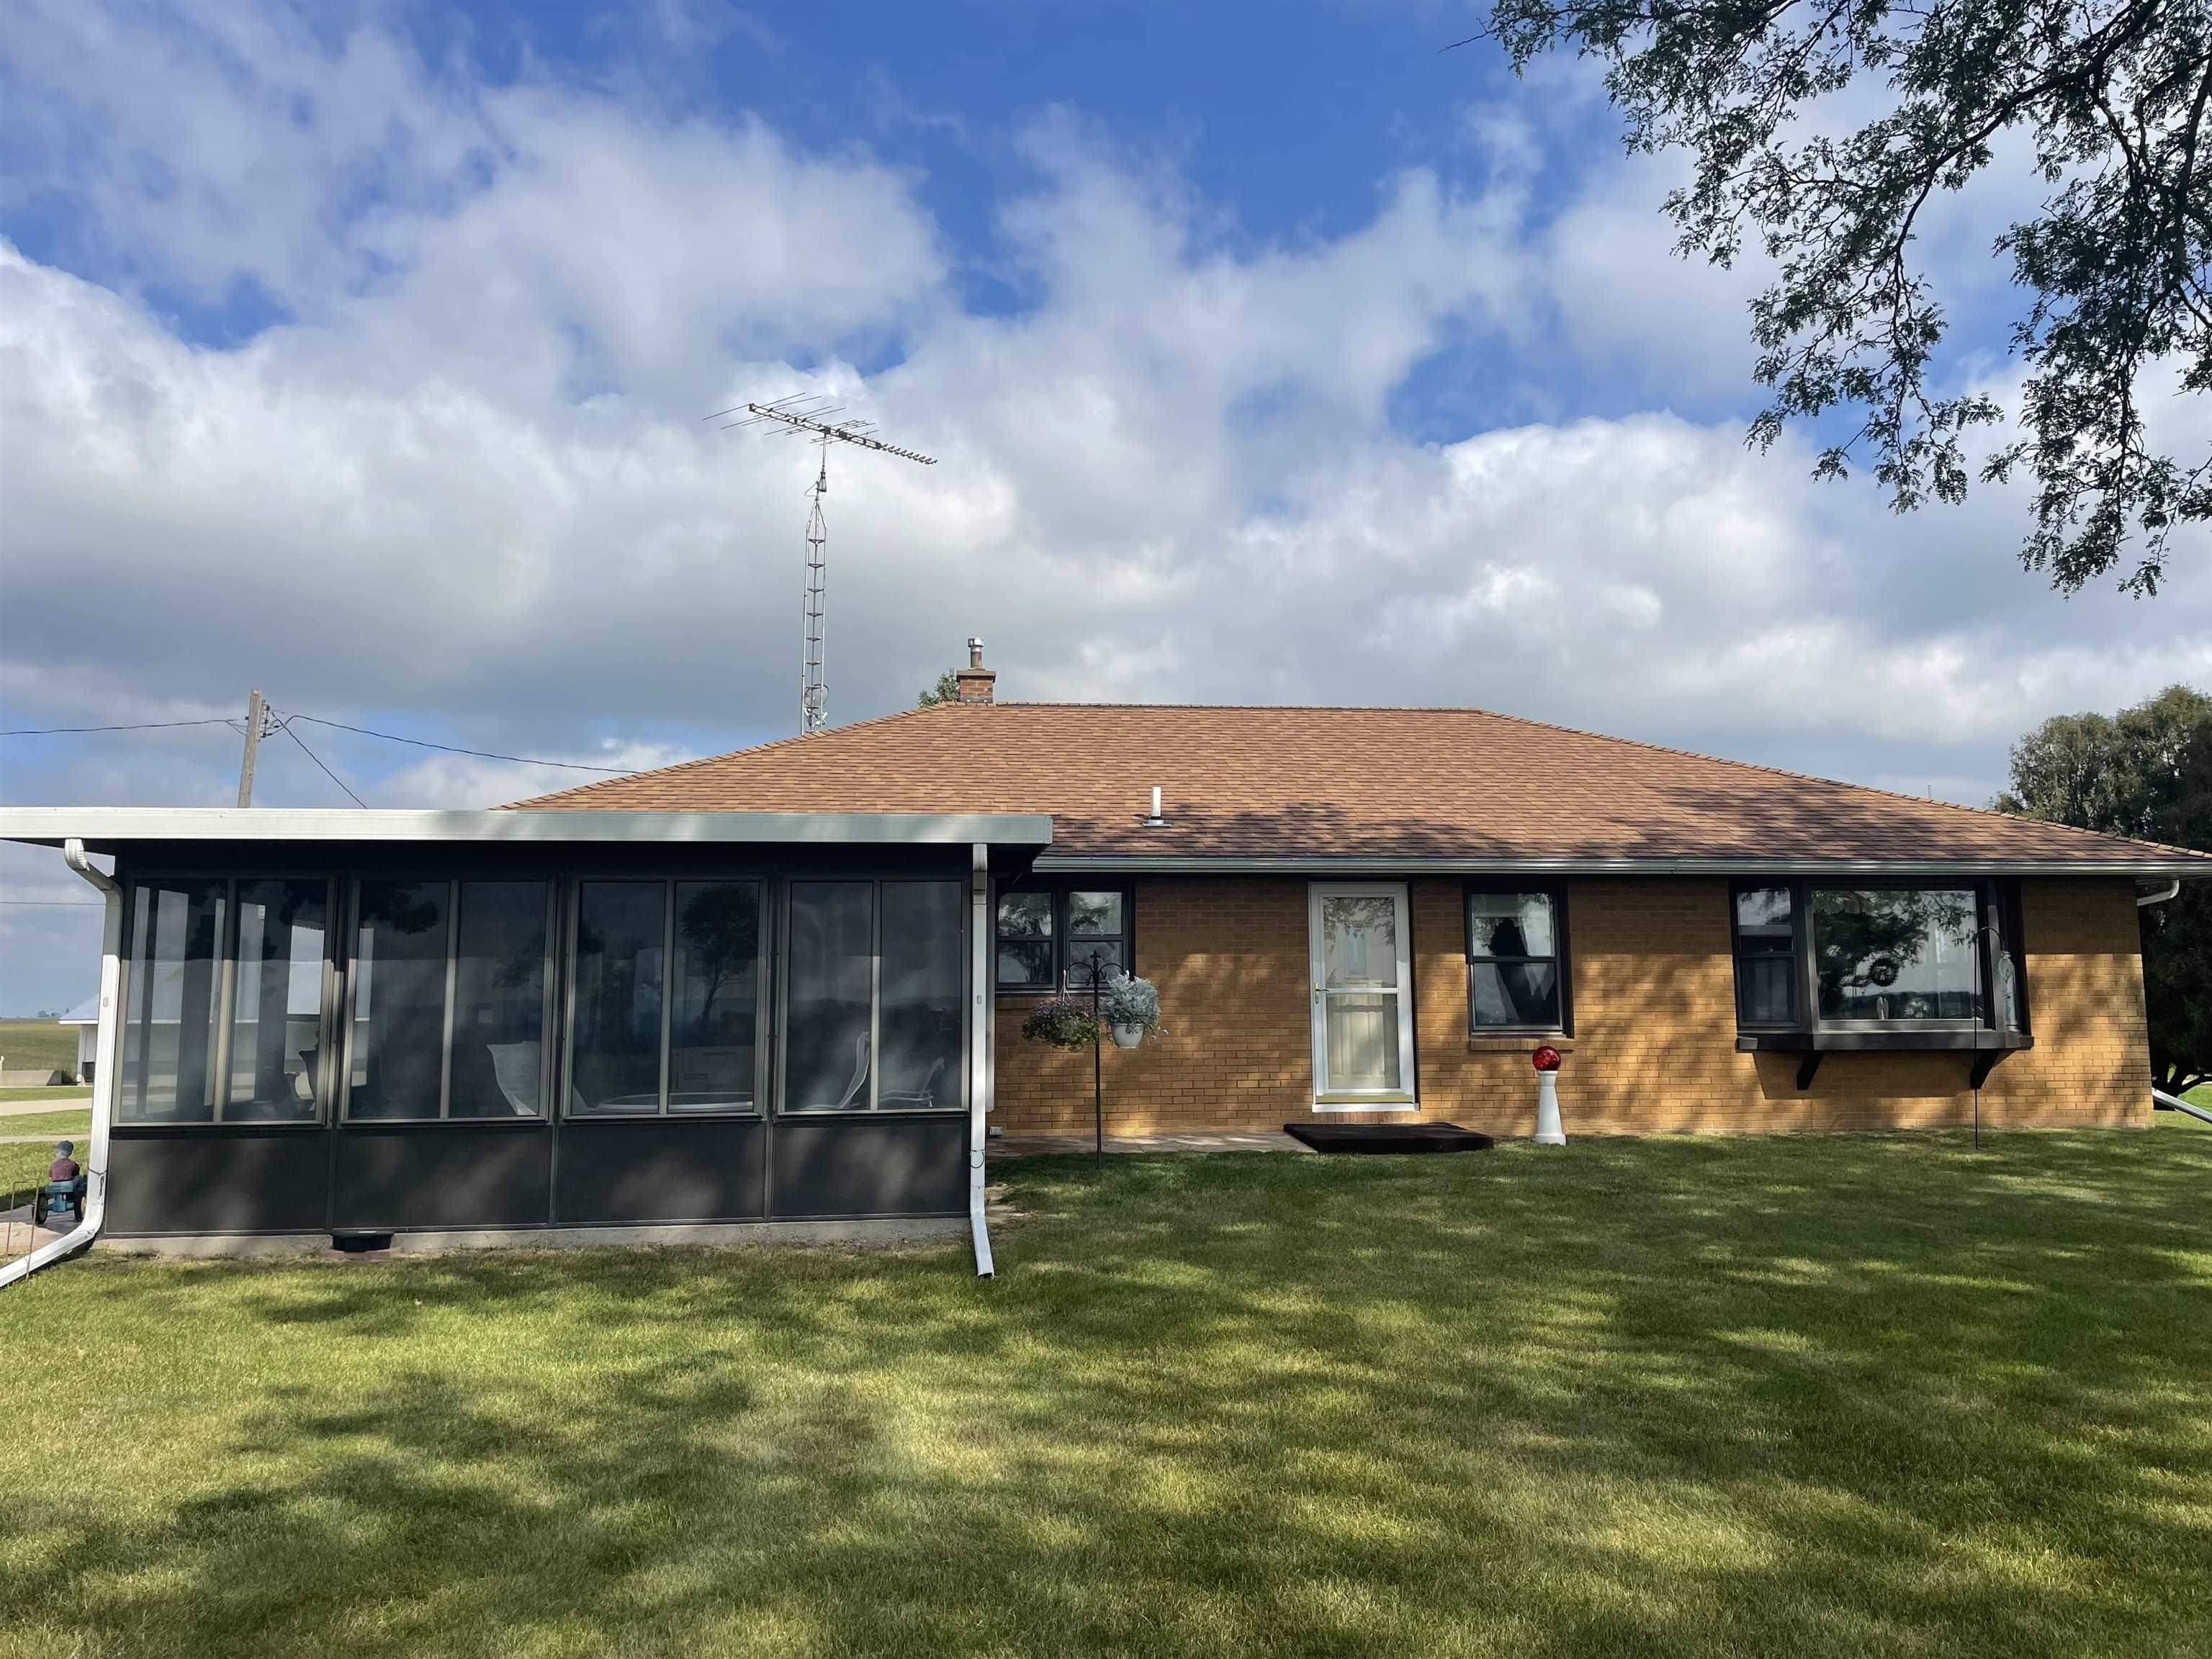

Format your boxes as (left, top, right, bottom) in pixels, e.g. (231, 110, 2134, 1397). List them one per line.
(1110, 1023, 1145, 1048)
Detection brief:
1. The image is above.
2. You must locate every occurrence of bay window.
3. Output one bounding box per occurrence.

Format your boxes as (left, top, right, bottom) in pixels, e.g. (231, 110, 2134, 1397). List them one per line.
(1730, 879, 2029, 1035)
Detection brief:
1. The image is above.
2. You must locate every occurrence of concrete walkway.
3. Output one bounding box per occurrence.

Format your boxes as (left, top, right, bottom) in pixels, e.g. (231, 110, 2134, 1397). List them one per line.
(0, 1095, 90, 1118)
(991, 1129, 1310, 1156)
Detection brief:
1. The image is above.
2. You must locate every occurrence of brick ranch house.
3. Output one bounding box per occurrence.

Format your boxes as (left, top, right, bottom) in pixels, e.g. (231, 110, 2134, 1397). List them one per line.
(4, 647, 2203, 1277)
(522, 649, 2207, 1141)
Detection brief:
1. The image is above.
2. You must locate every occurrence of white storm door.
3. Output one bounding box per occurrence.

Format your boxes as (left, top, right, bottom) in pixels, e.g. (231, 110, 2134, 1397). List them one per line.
(1308, 883, 1416, 1109)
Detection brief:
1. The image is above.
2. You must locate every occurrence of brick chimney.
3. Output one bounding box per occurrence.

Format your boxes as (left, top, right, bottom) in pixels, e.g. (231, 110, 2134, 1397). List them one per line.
(954, 637, 996, 703)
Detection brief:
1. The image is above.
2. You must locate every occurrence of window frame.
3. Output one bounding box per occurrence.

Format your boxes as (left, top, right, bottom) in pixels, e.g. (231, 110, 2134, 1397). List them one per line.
(1729, 877, 2031, 1036)
(776, 874, 969, 1117)
(117, 871, 339, 1129)
(559, 875, 770, 1120)
(342, 876, 559, 1124)
(1461, 880, 1572, 1038)
(992, 880, 1137, 994)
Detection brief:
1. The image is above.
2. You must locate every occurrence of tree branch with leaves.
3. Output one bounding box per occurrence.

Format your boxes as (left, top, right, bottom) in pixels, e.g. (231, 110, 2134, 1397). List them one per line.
(1477, 0, 2211, 592)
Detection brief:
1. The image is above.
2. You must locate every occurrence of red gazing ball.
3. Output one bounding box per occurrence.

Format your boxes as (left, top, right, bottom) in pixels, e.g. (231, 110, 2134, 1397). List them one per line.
(1532, 1045, 1562, 1072)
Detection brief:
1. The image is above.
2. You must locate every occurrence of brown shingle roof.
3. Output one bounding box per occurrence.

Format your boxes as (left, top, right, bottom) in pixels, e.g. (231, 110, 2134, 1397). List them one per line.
(511, 702, 2209, 869)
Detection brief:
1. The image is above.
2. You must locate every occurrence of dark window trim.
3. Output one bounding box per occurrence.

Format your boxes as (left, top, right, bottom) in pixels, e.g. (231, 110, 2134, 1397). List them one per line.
(1730, 876, 2029, 1038)
(992, 878, 1137, 996)
(1461, 879, 1572, 1038)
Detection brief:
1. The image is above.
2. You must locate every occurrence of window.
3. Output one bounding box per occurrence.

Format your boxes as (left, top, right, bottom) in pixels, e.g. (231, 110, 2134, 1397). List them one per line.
(994, 883, 1132, 991)
(1732, 885, 1797, 1027)
(120, 876, 333, 1125)
(121, 879, 228, 1123)
(1465, 886, 1567, 1032)
(346, 879, 553, 1120)
(1730, 880, 2030, 1033)
(568, 878, 765, 1116)
(227, 879, 328, 1121)
(785, 878, 964, 1113)
(1812, 888, 1980, 1024)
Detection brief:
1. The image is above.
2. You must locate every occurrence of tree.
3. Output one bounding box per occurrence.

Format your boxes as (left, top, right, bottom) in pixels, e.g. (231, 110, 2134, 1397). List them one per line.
(1997, 683, 2212, 1094)
(1476, 0, 2211, 594)
(917, 670, 960, 708)
(678, 884, 759, 1031)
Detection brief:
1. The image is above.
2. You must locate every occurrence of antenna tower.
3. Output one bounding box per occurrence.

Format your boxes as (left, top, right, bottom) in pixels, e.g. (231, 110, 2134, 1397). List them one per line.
(710, 396, 935, 734)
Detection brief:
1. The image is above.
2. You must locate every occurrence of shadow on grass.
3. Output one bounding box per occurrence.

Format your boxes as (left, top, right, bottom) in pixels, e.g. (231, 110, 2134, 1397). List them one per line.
(2, 1131, 2208, 1658)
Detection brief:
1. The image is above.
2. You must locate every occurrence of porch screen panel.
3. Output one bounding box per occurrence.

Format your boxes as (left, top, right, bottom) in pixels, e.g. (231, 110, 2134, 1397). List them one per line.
(669, 881, 760, 1112)
(879, 881, 962, 1110)
(786, 881, 874, 1112)
(228, 879, 326, 1121)
(348, 881, 451, 1120)
(571, 882, 667, 1113)
(449, 881, 551, 1118)
(120, 879, 227, 1123)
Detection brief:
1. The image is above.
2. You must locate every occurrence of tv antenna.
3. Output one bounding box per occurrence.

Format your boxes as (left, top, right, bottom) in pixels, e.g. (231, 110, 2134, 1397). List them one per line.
(709, 395, 935, 735)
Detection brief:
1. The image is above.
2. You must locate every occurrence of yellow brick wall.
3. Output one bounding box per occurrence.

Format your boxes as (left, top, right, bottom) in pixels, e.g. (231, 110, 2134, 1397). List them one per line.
(992, 874, 2152, 1136)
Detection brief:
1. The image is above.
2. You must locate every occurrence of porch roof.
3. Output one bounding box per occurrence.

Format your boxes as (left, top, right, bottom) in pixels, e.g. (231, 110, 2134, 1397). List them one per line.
(0, 807, 1053, 853)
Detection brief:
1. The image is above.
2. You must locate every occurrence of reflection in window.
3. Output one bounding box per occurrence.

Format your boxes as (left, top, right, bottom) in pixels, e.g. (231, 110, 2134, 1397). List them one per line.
(1063, 890, 1125, 985)
(995, 891, 1053, 989)
(786, 881, 874, 1112)
(570, 882, 666, 1113)
(121, 879, 227, 1123)
(228, 880, 325, 1121)
(881, 882, 962, 1109)
(1732, 886, 1797, 1026)
(1812, 889, 1981, 1022)
(347, 881, 451, 1120)
(669, 881, 760, 1111)
(449, 882, 550, 1118)
(1466, 889, 1563, 1030)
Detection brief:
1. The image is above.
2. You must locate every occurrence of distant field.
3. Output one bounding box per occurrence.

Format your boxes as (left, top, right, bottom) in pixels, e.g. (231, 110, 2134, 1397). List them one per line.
(0, 1019, 76, 1077)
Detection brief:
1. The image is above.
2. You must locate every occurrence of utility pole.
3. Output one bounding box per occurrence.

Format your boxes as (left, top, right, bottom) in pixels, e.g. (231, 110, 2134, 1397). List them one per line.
(709, 396, 935, 735)
(236, 688, 266, 807)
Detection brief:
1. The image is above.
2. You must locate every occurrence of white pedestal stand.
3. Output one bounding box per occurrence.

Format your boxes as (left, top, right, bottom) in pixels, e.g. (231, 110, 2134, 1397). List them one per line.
(1534, 1068, 1565, 1146)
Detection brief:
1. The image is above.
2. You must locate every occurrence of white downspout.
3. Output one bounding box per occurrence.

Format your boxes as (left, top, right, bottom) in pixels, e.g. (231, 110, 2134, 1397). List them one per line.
(968, 842, 995, 1279)
(2137, 879, 2180, 907)
(1, 838, 121, 1290)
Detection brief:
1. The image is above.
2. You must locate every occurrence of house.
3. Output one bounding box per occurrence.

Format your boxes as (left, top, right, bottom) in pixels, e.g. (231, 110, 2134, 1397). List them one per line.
(60, 994, 97, 1083)
(3, 643, 2203, 1271)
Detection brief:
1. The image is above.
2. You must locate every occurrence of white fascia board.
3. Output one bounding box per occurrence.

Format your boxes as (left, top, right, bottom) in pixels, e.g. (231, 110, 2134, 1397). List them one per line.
(0, 807, 1053, 850)
(1030, 853, 2211, 878)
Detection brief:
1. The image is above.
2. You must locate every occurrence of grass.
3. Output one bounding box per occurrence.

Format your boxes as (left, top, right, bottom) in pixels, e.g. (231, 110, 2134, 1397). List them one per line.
(0, 1087, 89, 1104)
(1, 1130, 2208, 1659)
(0, 1109, 94, 1139)
(0, 1018, 76, 1077)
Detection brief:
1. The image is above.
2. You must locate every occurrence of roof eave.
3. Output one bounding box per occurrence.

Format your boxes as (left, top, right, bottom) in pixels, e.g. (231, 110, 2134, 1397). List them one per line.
(1029, 853, 2211, 878)
(0, 807, 1053, 851)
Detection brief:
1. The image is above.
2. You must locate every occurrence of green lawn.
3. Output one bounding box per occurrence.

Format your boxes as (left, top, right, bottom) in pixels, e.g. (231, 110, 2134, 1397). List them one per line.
(2, 1131, 2208, 1659)
(0, 1087, 89, 1105)
(0, 1108, 94, 1139)
(0, 1018, 77, 1077)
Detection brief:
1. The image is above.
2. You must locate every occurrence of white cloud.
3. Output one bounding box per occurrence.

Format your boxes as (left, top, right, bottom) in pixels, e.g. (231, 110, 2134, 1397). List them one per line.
(1, 1, 2207, 1016)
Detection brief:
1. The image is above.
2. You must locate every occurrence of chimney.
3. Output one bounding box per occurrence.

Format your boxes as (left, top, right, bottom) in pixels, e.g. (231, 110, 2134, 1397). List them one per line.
(954, 637, 996, 704)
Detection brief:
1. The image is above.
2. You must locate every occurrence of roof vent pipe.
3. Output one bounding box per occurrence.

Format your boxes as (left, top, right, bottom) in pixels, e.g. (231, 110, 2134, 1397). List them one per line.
(1143, 786, 1166, 828)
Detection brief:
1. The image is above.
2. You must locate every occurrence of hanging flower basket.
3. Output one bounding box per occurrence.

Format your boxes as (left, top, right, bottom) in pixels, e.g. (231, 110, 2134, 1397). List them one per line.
(1101, 974, 1164, 1048)
(1021, 997, 1099, 1051)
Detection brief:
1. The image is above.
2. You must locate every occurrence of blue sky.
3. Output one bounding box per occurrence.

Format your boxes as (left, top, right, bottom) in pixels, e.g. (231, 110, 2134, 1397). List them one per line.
(1, 0, 2206, 1011)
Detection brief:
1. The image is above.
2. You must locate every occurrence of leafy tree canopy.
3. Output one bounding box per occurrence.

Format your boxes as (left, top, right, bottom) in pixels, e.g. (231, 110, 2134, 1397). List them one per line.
(1479, 0, 2212, 593)
(1997, 683, 2212, 1092)
(917, 670, 961, 709)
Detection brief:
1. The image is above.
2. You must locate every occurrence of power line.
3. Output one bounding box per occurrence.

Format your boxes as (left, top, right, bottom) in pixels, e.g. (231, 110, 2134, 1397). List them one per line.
(4, 709, 637, 773)
(276, 719, 368, 809)
(0, 717, 240, 737)
(282, 712, 634, 773)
